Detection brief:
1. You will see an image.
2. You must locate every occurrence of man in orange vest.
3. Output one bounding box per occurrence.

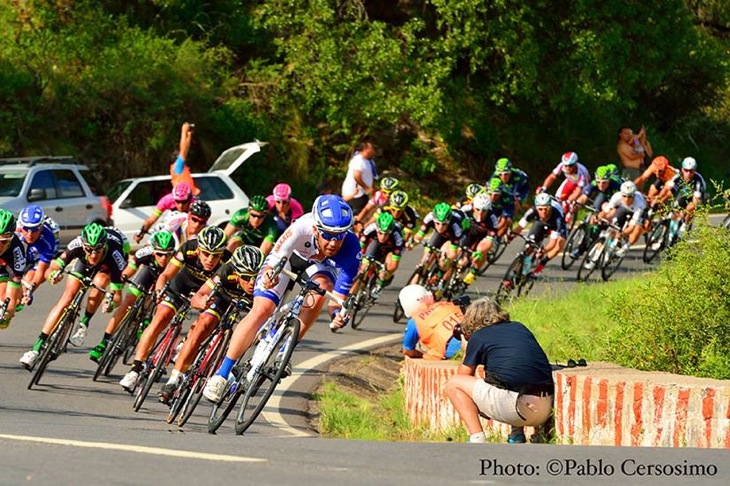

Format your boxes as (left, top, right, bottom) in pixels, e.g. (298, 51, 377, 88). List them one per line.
(170, 122, 200, 196)
(399, 285, 463, 360)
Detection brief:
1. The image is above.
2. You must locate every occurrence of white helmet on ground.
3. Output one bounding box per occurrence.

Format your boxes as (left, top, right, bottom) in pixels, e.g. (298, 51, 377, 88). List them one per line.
(681, 157, 697, 171)
(399, 285, 433, 318)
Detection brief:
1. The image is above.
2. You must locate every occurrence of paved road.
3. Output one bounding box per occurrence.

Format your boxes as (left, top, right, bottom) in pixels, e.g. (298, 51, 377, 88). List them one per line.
(1, 216, 727, 485)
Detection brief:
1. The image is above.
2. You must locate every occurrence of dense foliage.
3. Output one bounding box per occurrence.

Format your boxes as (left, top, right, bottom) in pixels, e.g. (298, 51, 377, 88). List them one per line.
(1, 0, 729, 201)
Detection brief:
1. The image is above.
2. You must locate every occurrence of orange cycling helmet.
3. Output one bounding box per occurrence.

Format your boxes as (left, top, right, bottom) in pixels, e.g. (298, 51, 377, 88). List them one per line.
(651, 156, 669, 171)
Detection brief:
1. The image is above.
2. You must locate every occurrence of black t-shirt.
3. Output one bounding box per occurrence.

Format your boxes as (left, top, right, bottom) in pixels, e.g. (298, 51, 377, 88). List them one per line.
(463, 321, 553, 391)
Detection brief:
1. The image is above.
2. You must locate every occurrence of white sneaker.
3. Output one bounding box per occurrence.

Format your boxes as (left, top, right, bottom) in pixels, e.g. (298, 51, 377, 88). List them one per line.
(68, 323, 88, 347)
(616, 244, 630, 258)
(370, 285, 383, 299)
(171, 340, 184, 364)
(20, 350, 39, 370)
(119, 370, 140, 392)
(203, 374, 228, 402)
(583, 260, 595, 270)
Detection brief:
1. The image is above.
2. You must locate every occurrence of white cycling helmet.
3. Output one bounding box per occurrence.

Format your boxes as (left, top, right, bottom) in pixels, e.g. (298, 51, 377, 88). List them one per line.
(472, 193, 492, 211)
(620, 180, 637, 197)
(534, 193, 551, 207)
(561, 152, 578, 166)
(399, 285, 433, 318)
(681, 157, 697, 171)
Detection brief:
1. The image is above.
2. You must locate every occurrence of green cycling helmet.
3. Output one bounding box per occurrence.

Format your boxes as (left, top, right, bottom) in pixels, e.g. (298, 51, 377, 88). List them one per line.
(465, 183, 484, 201)
(376, 211, 396, 233)
(249, 195, 268, 213)
(0, 209, 16, 235)
(605, 163, 619, 177)
(151, 231, 175, 253)
(433, 202, 453, 223)
(81, 222, 107, 247)
(594, 166, 611, 181)
(380, 177, 400, 193)
(487, 177, 503, 194)
(495, 158, 512, 174)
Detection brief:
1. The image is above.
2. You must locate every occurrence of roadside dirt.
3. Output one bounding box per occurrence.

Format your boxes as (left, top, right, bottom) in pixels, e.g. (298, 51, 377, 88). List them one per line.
(308, 343, 404, 431)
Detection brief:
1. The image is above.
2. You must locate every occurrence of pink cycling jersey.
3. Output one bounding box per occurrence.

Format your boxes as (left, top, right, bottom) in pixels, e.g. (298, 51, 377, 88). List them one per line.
(265, 195, 304, 221)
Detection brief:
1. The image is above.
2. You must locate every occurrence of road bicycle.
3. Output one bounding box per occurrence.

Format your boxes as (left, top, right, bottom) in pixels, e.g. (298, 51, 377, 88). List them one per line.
(168, 293, 248, 427)
(560, 205, 599, 270)
(92, 282, 156, 381)
(0, 297, 11, 329)
(132, 292, 193, 412)
(480, 233, 509, 272)
(348, 258, 386, 330)
(494, 234, 543, 304)
(440, 246, 473, 301)
(28, 269, 110, 389)
(207, 257, 345, 435)
(577, 220, 629, 282)
(393, 242, 440, 323)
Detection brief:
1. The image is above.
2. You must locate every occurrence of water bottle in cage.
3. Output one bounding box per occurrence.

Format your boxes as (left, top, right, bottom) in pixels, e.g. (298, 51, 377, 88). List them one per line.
(247, 325, 276, 382)
(523, 254, 533, 276)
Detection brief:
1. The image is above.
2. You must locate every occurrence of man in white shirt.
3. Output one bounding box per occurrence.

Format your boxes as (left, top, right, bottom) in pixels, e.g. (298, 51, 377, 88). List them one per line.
(341, 142, 376, 214)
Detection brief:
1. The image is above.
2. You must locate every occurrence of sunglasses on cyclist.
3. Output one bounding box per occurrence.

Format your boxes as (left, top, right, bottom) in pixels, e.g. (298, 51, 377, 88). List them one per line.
(376, 229, 392, 235)
(190, 216, 208, 224)
(275, 199, 290, 204)
(249, 212, 265, 219)
(318, 229, 347, 241)
(682, 168, 695, 173)
(21, 226, 42, 233)
(154, 251, 173, 257)
(236, 273, 258, 282)
(0, 235, 13, 244)
(84, 245, 105, 254)
(199, 249, 224, 258)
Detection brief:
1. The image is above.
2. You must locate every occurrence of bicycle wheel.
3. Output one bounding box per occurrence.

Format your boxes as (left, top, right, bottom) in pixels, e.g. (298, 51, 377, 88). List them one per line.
(642, 221, 667, 264)
(351, 273, 377, 329)
(601, 240, 627, 281)
(178, 328, 232, 427)
(577, 237, 604, 282)
(93, 304, 140, 381)
(207, 340, 258, 434)
(495, 256, 523, 304)
(133, 326, 178, 412)
(392, 300, 406, 323)
(234, 316, 301, 435)
(28, 308, 77, 390)
(561, 223, 587, 270)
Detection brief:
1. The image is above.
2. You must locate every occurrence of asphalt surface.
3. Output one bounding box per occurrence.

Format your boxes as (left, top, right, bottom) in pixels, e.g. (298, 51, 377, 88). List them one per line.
(1, 216, 727, 485)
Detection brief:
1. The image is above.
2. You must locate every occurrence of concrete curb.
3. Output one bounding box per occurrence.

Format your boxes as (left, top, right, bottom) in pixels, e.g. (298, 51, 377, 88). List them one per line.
(403, 358, 730, 447)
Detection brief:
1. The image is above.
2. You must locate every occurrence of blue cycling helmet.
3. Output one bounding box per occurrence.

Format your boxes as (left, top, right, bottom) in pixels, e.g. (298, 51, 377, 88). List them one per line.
(312, 195, 353, 233)
(19, 205, 45, 229)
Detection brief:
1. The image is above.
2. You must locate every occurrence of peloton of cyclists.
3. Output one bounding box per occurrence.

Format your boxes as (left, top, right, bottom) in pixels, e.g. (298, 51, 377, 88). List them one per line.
(355, 177, 400, 232)
(508, 193, 567, 278)
(0, 209, 27, 329)
(88, 231, 177, 362)
(537, 152, 591, 224)
(355, 211, 406, 299)
(203, 195, 361, 402)
(158, 245, 264, 404)
(224, 195, 281, 254)
(135, 182, 194, 244)
(378, 190, 420, 242)
(656, 156, 706, 231)
(149, 199, 212, 248)
(119, 226, 231, 392)
(20, 223, 129, 368)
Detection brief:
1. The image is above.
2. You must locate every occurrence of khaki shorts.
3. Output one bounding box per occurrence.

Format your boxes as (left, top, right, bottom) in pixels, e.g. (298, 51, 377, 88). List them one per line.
(471, 380, 553, 427)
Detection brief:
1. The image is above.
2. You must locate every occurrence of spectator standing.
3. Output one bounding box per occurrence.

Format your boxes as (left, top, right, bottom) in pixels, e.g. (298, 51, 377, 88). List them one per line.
(446, 297, 554, 444)
(341, 142, 377, 214)
(617, 126, 653, 180)
(170, 122, 200, 196)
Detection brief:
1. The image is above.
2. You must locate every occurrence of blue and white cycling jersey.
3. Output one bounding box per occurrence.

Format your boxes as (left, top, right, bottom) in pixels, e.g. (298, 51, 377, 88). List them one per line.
(19, 217, 60, 267)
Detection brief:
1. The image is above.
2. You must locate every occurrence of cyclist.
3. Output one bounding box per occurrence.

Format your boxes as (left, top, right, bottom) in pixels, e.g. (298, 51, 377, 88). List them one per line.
(135, 182, 194, 243)
(203, 195, 361, 402)
(355, 211, 405, 299)
(88, 231, 176, 362)
(19, 223, 128, 368)
(378, 190, 420, 242)
(119, 226, 230, 392)
(452, 183, 484, 210)
(0, 209, 26, 329)
(223, 195, 280, 254)
(266, 183, 304, 233)
(149, 199, 211, 248)
(355, 177, 400, 232)
(158, 245, 263, 404)
(537, 152, 591, 224)
(659, 157, 706, 228)
(460, 193, 499, 285)
(410, 202, 470, 289)
(571, 166, 622, 259)
(634, 156, 679, 209)
(509, 193, 567, 277)
(491, 158, 530, 215)
(486, 177, 516, 238)
(16, 205, 60, 307)
(591, 180, 647, 264)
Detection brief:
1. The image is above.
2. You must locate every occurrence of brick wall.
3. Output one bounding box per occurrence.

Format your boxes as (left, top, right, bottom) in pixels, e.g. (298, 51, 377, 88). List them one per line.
(402, 358, 730, 447)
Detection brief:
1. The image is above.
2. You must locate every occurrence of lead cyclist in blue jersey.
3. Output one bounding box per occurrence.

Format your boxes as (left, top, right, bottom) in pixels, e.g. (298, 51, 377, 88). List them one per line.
(203, 194, 360, 402)
(16, 205, 60, 307)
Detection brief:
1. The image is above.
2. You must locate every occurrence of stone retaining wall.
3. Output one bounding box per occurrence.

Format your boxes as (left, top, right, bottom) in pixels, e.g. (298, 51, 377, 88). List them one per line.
(402, 358, 730, 447)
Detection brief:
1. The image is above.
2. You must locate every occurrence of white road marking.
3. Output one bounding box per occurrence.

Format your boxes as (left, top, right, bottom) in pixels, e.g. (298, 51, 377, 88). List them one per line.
(0, 433, 266, 463)
(262, 333, 403, 437)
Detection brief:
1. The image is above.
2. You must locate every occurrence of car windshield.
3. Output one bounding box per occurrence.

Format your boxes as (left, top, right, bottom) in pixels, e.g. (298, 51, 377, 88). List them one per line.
(0, 171, 27, 197)
(106, 180, 133, 203)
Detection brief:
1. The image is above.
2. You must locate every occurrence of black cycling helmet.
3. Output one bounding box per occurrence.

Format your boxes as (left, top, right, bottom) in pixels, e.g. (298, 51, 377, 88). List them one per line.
(81, 222, 108, 248)
(197, 226, 227, 253)
(230, 245, 264, 275)
(190, 200, 212, 219)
